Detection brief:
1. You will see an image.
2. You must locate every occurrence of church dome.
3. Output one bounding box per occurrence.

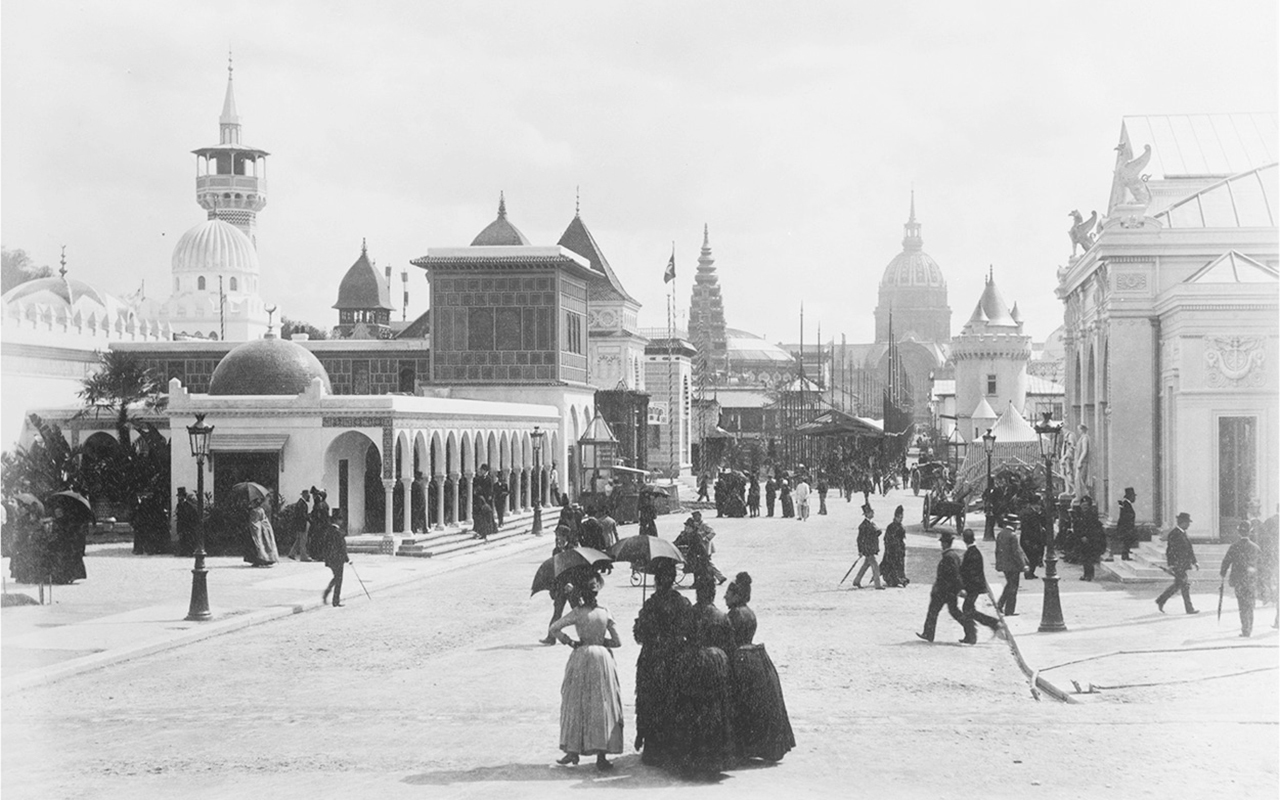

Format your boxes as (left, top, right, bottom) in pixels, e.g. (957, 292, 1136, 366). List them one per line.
(333, 241, 393, 310)
(172, 219, 260, 274)
(208, 336, 332, 395)
(879, 196, 946, 289)
(471, 193, 530, 246)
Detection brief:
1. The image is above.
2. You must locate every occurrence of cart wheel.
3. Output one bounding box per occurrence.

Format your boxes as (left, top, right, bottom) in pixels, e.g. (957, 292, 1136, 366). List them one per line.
(676, 569, 690, 586)
(630, 568, 643, 587)
(922, 495, 933, 530)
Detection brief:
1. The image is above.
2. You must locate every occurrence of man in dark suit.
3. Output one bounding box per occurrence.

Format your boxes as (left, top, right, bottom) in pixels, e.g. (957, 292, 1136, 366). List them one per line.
(1114, 487, 1137, 561)
(175, 487, 200, 557)
(918, 532, 973, 643)
(959, 529, 1001, 642)
(995, 525, 1028, 616)
(321, 510, 349, 607)
(852, 504, 884, 589)
(1156, 512, 1199, 614)
(1220, 528, 1261, 637)
(493, 474, 509, 528)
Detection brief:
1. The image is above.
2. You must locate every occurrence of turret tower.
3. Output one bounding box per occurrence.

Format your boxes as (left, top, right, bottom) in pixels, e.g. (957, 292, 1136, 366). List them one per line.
(688, 224, 728, 382)
(192, 55, 269, 246)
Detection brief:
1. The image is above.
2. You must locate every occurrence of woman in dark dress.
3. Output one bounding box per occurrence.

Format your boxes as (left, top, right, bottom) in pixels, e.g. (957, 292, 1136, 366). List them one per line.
(671, 572, 736, 776)
(747, 477, 760, 518)
(48, 503, 87, 584)
(725, 572, 795, 762)
(779, 479, 794, 519)
(764, 477, 777, 518)
(632, 559, 691, 766)
(880, 505, 909, 587)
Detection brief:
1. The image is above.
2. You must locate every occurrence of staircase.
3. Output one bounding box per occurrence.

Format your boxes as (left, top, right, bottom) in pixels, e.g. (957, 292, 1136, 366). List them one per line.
(344, 510, 539, 558)
(1100, 540, 1232, 584)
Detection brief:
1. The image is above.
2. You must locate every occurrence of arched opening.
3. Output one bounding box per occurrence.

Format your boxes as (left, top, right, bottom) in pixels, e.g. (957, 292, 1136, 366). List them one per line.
(324, 430, 379, 533)
(198, 276, 206, 291)
(362, 443, 384, 532)
(229, 277, 238, 292)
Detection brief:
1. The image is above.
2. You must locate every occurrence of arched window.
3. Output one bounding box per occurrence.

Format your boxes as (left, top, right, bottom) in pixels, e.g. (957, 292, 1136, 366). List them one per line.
(229, 277, 238, 292)
(174, 277, 180, 292)
(209, 331, 219, 340)
(197, 276, 206, 291)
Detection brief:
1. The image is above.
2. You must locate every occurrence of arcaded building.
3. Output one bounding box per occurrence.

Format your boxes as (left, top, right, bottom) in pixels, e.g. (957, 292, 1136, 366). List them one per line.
(1057, 113, 1278, 537)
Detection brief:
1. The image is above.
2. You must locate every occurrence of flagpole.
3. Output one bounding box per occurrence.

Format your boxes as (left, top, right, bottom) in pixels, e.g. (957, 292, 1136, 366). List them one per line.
(667, 242, 676, 482)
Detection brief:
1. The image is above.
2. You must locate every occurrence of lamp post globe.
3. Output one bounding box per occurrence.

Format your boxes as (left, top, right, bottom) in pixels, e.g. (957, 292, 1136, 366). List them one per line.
(1034, 412, 1067, 632)
(185, 413, 214, 622)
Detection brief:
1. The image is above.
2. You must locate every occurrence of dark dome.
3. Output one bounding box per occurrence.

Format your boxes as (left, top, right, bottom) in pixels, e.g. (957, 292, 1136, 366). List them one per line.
(208, 336, 332, 395)
(471, 192, 530, 246)
(333, 242, 393, 310)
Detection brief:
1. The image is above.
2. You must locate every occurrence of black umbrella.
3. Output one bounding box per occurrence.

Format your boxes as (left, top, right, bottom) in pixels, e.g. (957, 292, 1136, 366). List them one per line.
(531, 556, 557, 596)
(552, 546, 613, 579)
(46, 490, 92, 521)
(608, 534, 683, 570)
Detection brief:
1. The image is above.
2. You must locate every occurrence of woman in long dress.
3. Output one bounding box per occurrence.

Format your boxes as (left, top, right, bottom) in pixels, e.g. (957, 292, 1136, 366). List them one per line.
(246, 499, 279, 567)
(725, 572, 795, 762)
(671, 572, 736, 776)
(632, 559, 690, 766)
(547, 571, 624, 771)
(779, 479, 794, 518)
(880, 505, 909, 588)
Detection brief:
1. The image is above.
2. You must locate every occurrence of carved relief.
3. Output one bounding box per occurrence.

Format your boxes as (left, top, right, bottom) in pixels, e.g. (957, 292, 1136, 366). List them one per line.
(1114, 272, 1148, 291)
(1205, 335, 1265, 388)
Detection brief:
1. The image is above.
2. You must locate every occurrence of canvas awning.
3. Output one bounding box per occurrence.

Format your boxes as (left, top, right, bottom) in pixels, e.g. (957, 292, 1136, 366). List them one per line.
(797, 409, 885, 438)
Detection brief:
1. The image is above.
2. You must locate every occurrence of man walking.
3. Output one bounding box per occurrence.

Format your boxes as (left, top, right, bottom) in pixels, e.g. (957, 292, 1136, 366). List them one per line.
(1114, 487, 1137, 561)
(817, 475, 829, 516)
(493, 474, 509, 528)
(321, 510, 350, 607)
(852, 504, 884, 589)
(959, 529, 1001, 642)
(1156, 512, 1199, 614)
(1220, 528, 1261, 637)
(765, 476, 777, 518)
(917, 532, 971, 643)
(995, 525, 1028, 616)
(794, 476, 812, 522)
(287, 489, 313, 561)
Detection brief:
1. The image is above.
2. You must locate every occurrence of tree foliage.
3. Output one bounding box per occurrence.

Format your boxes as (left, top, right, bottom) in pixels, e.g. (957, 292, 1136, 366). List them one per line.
(1, 247, 54, 294)
(280, 316, 329, 340)
(77, 350, 164, 447)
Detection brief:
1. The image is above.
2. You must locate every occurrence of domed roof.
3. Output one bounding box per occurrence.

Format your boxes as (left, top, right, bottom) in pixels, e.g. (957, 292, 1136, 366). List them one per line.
(471, 193, 530, 246)
(879, 196, 946, 289)
(965, 270, 1018, 329)
(725, 327, 795, 364)
(333, 240, 393, 310)
(172, 219, 260, 274)
(2, 274, 111, 310)
(208, 336, 332, 395)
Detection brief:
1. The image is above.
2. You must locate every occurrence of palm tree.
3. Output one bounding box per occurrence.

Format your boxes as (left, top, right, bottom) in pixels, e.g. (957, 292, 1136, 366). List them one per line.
(77, 350, 163, 448)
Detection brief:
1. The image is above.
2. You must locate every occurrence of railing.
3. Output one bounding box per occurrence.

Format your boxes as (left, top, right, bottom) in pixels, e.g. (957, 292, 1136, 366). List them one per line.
(197, 175, 267, 193)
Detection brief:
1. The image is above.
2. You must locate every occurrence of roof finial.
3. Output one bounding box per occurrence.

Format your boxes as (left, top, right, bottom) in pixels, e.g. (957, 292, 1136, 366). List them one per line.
(59, 245, 67, 278)
(909, 187, 916, 223)
(575, 186, 580, 217)
(989, 264, 994, 282)
(228, 48, 234, 79)
(702, 223, 710, 248)
(361, 237, 367, 255)
(265, 304, 278, 339)
(498, 191, 507, 219)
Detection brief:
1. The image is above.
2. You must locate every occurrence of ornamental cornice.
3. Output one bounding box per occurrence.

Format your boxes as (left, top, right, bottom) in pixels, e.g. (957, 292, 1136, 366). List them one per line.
(323, 416, 394, 428)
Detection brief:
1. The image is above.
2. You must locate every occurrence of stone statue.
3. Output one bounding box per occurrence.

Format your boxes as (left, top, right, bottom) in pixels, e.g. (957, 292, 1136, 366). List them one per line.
(1074, 424, 1091, 499)
(1059, 430, 1076, 491)
(1068, 210, 1099, 256)
(1111, 139, 1153, 209)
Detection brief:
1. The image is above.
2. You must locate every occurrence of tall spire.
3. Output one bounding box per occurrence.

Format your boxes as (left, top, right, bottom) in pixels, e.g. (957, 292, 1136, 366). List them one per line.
(902, 192, 923, 252)
(498, 191, 507, 219)
(575, 186, 580, 218)
(220, 50, 240, 141)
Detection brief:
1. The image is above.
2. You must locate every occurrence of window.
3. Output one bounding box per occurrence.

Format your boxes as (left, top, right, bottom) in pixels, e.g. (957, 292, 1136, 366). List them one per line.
(198, 276, 206, 291)
(229, 277, 238, 292)
(564, 311, 583, 355)
(986, 374, 997, 395)
(174, 277, 180, 292)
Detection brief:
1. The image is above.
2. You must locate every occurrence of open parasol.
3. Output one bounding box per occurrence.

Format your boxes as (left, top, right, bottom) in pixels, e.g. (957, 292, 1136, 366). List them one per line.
(46, 490, 92, 521)
(608, 535, 683, 571)
(552, 546, 613, 579)
(228, 481, 271, 507)
(530, 556, 558, 596)
(13, 492, 45, 516)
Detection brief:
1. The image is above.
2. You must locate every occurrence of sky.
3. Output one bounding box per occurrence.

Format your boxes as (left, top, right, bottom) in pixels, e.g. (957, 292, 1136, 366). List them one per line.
(2, 1, 1276, 347)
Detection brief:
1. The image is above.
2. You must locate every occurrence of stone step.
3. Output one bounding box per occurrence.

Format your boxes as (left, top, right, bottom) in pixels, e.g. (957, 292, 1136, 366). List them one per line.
(397, 514, 537, 559)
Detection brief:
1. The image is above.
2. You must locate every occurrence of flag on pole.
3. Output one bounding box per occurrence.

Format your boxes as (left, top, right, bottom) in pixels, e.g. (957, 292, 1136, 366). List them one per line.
(663, 249, 676, 283)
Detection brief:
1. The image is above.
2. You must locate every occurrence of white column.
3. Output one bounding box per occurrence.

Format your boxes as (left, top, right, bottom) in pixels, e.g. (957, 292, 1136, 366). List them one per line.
(433, 473, 445, 530)
(382, 478, 396, 535)
(400, 477, 412, 533)
(449, 472, 461, 527)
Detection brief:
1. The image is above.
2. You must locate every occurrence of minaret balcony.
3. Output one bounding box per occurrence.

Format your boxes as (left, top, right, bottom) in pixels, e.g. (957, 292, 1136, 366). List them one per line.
(197, 174, 267, 194)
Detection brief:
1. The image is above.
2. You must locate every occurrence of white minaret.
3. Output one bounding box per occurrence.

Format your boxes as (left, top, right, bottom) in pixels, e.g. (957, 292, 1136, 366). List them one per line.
(192, 54, 269, 247)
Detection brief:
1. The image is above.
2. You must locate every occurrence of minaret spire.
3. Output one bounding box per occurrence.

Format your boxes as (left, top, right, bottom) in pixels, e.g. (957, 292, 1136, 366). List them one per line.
(220, 50, 240, 139)
(575, 186, 580, 218)
(498, 191, 507, 219)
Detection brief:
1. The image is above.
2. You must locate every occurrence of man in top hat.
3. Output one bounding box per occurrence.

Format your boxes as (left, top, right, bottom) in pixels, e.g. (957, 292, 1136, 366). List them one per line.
(1114, 487, 1138, 561)
(309, 487, 331, 536)
(1220, 526, 1262, 637)
(852, 504, 884, 589)
(287, 489, 313, 561)
(959, 529, 1001, 642)
(1156, 512, 1199, 614)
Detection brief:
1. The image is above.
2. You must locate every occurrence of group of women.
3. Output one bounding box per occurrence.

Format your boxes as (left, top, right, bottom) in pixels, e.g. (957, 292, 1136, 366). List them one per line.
(5, 495, 89, 585)
(547, 556, 795, 777)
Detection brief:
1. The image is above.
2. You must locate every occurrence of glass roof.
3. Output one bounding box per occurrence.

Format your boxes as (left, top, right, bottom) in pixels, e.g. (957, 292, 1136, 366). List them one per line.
(1155, 163, 1278, 229)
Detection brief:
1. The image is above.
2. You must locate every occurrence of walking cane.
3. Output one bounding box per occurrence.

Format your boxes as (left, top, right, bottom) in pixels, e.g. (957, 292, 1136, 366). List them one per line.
(348, 561, 373, 601)
(839, 556, 863, 586)
(1217, 580, 1225, 623)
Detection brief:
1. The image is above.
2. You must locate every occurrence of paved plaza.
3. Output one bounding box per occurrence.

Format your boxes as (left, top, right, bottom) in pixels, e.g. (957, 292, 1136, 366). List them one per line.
(2, 490, 1276, 799)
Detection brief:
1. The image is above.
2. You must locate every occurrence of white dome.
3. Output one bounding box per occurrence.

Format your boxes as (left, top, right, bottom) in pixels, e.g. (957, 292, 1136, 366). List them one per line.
(172, 219, 259, 274)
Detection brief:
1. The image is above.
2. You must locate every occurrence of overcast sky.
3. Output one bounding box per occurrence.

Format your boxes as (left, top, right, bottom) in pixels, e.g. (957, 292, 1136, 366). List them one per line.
(2, 1, 1276, 346)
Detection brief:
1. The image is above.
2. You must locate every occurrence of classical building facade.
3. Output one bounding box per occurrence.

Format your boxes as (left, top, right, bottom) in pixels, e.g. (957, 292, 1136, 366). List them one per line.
(1057, 113, 1278, 538)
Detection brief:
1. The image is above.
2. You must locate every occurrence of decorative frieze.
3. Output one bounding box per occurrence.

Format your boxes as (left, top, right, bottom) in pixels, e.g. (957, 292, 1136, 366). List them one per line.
(1204, 335, 1266, 388)
(1114, 272, 1148, 291)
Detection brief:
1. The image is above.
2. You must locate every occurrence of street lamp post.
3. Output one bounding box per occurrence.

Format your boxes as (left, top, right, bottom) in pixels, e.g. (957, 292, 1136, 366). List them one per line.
(982, 428, 997, 541)
(1035, 411, 1067, 632)
(185, 413, 214, 622)
(530, 426, 545, 536)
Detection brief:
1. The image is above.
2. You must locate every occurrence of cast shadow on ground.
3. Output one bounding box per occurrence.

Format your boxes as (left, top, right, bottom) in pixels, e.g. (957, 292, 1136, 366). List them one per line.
(402, 755, 734, 789)
(477, 642, 554, 652)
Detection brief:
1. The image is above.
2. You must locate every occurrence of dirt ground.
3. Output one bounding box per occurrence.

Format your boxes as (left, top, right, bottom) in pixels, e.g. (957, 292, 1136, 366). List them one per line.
(2, 491, 1276, 799)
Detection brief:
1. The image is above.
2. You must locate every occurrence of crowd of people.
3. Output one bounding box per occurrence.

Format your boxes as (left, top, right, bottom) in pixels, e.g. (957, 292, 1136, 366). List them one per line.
(4, 494, 89, 585)
(543, 504, 795, 777)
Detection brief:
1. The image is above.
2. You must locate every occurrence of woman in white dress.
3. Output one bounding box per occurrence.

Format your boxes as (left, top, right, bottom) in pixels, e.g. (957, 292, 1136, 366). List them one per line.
(247, 498, 279, 567)
(547, 571, 624, 771)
